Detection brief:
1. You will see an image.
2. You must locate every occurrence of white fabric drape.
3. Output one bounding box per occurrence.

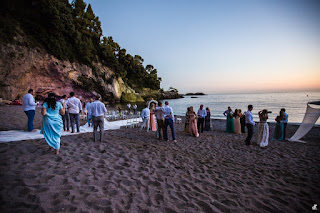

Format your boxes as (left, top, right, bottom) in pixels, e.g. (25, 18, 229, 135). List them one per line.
(289, 101, 320, 142)
(0, 118, 142, 143)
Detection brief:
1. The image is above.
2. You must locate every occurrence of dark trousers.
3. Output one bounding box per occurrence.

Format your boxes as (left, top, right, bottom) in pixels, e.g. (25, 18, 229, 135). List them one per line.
(245, 123, 254, 145)
(62, 111, 70, 131)
(69, 113, 80, 133)
(157, 119, 165, 139)
(165, 118, 176, 141)
(93, 115, 104, 142)
(197, 118, 204, 133)
(24, 110, 35, 131)
(240, 117, 246, 133)
(283, 123, 287, 140)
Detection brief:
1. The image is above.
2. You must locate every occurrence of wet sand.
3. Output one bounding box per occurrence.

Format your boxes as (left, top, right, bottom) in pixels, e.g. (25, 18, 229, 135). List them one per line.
(0, 105, 320, 212)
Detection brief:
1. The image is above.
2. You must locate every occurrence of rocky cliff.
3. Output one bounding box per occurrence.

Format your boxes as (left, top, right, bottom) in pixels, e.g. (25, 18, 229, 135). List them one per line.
(0, 43, 143, 103)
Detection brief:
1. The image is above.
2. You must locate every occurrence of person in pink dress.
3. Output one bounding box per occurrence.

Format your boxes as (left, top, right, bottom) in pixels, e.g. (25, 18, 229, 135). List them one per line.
(233, 109, 241, 135)
(188, 106, 199, 137)
(150, 104, 157, 132)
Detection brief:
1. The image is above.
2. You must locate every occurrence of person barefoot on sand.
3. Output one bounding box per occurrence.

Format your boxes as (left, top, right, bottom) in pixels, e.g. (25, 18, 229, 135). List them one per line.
(41, 93, 65, 155)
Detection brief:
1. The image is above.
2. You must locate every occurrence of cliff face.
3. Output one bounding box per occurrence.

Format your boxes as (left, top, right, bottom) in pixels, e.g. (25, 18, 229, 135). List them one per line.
(0, 43, 143, 103)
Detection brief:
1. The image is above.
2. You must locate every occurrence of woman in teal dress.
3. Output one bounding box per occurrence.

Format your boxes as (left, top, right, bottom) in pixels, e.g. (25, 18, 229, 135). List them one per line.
(226, 108, 234, 133)
(41, 93, 65, 155)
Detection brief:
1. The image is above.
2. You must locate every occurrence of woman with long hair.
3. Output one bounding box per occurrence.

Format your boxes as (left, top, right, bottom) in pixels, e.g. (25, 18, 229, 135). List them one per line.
(184, 107, 190, 133)
(273, 110, 285, 141)
(149, 104, 157, 132)
(239, 109, 246, 133)
(226, 107, 234, 133)
(258, 109, 269, 147)
(204, 107, 211, 131)
(188, 106, 199, 137)
(233, 109, 241, 134)
(41, 93, 65, 155)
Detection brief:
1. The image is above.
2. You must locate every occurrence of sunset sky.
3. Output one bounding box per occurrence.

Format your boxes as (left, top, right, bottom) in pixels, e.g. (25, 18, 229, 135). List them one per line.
(83, 0, 320, 93)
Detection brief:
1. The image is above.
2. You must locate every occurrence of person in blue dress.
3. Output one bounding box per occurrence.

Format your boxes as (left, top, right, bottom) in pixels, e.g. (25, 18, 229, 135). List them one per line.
(41, 93, 65, 155)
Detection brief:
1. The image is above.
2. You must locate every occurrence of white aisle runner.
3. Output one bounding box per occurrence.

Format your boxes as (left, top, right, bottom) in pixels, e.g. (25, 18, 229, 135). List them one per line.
(0, 118, 141, 143)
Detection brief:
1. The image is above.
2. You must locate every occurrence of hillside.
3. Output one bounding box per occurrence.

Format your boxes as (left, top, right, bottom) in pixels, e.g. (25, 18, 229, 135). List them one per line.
(0, 0, 163, 103)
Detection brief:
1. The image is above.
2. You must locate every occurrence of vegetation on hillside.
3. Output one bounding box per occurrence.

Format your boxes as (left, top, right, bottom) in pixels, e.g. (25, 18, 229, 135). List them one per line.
(0, 0, 161, 91)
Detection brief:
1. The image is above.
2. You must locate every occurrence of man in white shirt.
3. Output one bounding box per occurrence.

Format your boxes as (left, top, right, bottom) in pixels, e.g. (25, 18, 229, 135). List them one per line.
(245, 105, 255, 145)
(22, 89, 38, 132)
(127, 103, 131, 113)
(66, 92, 82, 133)
(89, 95, 107, 142)
(155, 102, 165, 140)
(59, 95, 70, 131)
(133, 104, 137, 115)
(163, 101, 177, 142)
(85, 98, 93, 127)
(140, 104, 150, 132)
(197, 104, 206, 134)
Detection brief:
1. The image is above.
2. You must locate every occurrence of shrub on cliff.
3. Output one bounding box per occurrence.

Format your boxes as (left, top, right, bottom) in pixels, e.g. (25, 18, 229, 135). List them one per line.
(0, 0, 161, 93)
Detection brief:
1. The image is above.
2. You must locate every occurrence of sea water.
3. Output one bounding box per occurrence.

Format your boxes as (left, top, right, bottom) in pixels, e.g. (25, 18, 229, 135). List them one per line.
(161, 91, 320, 125)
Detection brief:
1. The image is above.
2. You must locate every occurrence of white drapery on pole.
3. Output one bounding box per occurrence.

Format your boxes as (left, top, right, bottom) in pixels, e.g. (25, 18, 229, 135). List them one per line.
(289, 101, 320, 143)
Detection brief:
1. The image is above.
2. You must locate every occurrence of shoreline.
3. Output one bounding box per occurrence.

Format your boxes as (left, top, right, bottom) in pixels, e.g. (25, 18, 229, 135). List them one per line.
(0, 120, 319, 212)
(0, 105, 319, 212)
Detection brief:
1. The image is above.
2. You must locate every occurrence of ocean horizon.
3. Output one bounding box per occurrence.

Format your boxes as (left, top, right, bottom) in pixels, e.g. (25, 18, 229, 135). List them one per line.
(161, 90, 320, 125)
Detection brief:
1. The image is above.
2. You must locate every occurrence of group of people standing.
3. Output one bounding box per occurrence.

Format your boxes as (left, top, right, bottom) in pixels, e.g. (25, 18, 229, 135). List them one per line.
(234, 105, 288, 148)
(140, 101, 177, 142)
(22, 89, 290, 154)
(22, 90, 107, 155)
(127, 103, 138, 115)
(224, 107, 245, 135)
(184, 105, 211, 137)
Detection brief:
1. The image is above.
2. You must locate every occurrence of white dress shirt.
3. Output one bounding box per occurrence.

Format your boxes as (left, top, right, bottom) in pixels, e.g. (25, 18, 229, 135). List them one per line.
(66, 97, 82, 114)
(197, 108, 206, 118)
(22, 93, 37, 111)
(163, 105, 175, 122)
(245, 111, 255, 125)
(89, 100, 107, 117)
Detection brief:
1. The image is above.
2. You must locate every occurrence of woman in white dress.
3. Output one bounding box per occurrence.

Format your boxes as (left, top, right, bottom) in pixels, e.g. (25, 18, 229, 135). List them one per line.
(258, 109, 269, 147)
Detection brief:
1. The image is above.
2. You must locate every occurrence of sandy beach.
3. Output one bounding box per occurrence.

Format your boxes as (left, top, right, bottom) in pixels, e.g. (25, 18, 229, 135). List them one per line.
(0, 105, 320, 212)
